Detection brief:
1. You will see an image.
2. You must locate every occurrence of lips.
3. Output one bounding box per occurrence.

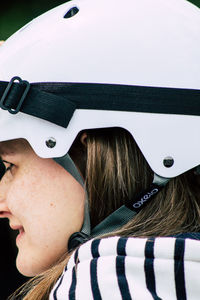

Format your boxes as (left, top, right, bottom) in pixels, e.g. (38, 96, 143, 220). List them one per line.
(10, 224, 24, 231)
(10, 224, 25, 242)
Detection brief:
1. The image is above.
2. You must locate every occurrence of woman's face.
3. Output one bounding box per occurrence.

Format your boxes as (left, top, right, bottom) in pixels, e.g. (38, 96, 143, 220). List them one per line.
(0, 139, 85, 277)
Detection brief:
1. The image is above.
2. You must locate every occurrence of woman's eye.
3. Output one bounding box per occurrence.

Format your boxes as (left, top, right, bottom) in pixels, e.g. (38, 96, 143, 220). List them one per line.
(0, 159, 14, 180)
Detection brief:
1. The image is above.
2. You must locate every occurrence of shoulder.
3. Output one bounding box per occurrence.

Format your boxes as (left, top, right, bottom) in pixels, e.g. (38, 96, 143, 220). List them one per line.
(50, 235, 200, 300)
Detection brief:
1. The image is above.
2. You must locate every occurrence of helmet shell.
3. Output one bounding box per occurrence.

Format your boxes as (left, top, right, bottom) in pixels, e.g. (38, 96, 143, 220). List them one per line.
(0, 0, 200, 178)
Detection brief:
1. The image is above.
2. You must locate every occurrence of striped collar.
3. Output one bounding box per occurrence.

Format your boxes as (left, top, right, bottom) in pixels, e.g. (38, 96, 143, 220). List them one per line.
(50, 235, 200, 300)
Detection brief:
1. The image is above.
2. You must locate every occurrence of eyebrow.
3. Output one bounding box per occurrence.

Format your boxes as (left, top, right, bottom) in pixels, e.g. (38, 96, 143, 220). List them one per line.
(0, 144, 16, 156)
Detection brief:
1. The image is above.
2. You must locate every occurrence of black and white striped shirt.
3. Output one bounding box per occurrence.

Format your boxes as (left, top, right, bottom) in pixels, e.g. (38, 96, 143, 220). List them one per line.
(50, 234, 200, 299)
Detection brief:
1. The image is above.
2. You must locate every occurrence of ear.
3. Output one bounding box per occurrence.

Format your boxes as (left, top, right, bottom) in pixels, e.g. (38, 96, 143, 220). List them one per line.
(80, 132, 87, 147)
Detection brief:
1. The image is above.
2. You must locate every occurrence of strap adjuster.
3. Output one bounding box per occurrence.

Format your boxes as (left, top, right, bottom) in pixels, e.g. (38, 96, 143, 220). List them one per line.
(0, 76, 30, 114)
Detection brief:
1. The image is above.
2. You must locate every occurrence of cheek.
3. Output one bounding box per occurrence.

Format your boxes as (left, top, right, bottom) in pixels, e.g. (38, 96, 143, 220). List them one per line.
(16, 196, 85, 276)
(11, 171, 85, 276)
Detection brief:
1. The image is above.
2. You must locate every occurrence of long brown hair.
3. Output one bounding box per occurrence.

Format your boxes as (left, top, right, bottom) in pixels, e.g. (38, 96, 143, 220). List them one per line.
(9, 127, 200, 299)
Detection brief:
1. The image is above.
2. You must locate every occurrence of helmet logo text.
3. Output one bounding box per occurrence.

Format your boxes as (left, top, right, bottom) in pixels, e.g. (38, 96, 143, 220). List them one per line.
(133, 188, 159, 209)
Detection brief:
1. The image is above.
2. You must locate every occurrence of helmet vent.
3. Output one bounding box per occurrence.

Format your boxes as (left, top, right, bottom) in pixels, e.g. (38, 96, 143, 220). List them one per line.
(64, 7, 79, 19)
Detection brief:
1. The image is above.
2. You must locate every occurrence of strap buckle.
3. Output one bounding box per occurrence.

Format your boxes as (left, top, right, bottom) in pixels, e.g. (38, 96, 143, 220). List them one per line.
(0, 76, 30, 114)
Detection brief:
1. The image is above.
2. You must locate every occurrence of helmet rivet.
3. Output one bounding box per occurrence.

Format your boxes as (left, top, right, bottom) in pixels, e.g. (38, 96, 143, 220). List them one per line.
(46, 138, 56, 148)
(163, 156, 174, 168)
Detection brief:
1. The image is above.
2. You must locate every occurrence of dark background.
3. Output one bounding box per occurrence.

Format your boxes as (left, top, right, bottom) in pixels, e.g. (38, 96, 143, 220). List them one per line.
(0, 0, 200, 299)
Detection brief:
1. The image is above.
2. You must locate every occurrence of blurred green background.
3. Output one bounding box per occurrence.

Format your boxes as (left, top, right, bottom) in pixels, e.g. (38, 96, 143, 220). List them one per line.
(0, 0, 68, 40)
(0, 0, 200, 40)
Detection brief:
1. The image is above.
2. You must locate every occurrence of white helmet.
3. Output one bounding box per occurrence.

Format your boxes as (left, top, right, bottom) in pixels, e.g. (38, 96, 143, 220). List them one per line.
(0, 0, 200, 179)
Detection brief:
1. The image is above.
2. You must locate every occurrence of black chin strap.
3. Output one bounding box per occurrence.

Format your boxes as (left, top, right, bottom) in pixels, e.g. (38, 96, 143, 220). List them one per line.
(53, 153, 91, 252)
(91, 174, 169, 237)
(125, 173, 169, 212)
(68, 174, 170, 251)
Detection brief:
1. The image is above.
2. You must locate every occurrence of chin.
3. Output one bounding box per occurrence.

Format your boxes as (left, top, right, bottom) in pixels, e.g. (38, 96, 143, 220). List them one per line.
(16, 262, 37, 277)
(16, 248, 60, 277)
(16, 255, 44, 277)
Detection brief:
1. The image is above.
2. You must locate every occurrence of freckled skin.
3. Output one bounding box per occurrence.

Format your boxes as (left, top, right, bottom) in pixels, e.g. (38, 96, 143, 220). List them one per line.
(0, 139, 85, 277)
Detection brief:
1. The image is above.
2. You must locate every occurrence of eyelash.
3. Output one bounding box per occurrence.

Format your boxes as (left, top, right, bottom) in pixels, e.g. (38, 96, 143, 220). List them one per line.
(5, 163, 14, 172)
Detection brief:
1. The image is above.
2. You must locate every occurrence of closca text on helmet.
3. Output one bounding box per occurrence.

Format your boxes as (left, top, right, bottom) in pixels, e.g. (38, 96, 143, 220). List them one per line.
(0, 0, 200, 179)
